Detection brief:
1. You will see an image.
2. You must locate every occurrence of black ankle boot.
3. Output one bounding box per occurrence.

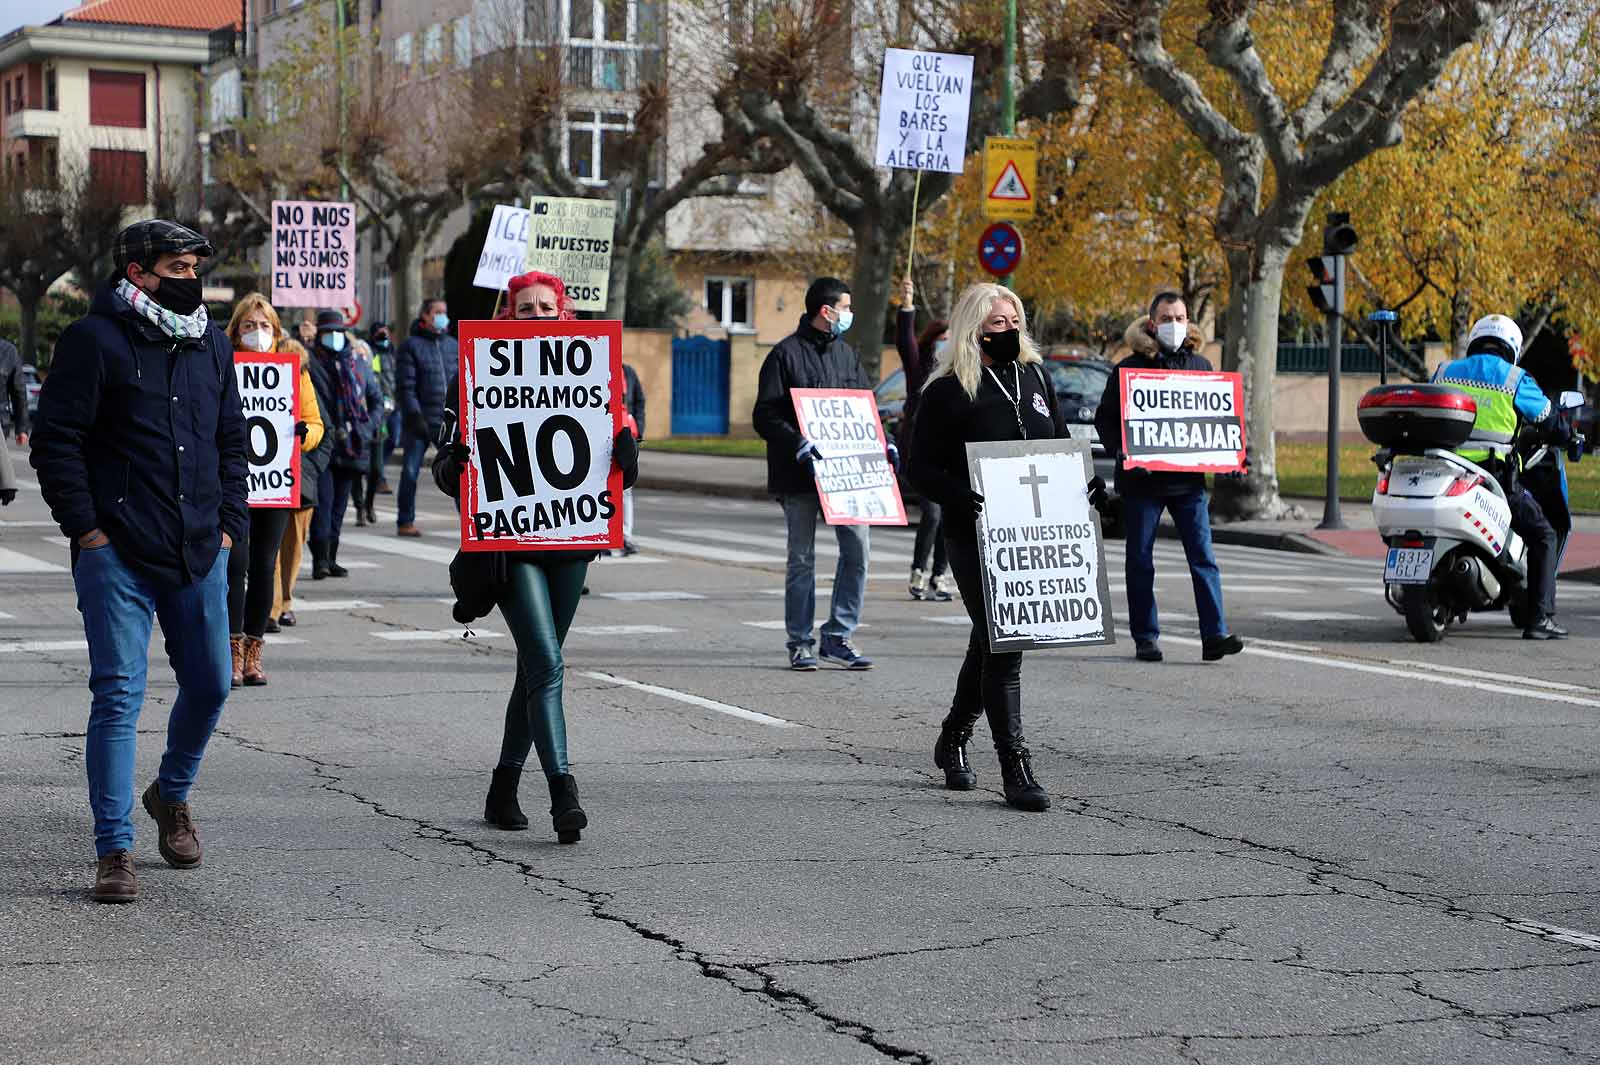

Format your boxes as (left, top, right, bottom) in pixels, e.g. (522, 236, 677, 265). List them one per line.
(327, 541, 349, 579)
(311, 540, 330, 581)
(999, 748, 1050, 812)
(933, 722, 977, 790)
(484, 766, 529, 830)
(547, 773, 587, 843)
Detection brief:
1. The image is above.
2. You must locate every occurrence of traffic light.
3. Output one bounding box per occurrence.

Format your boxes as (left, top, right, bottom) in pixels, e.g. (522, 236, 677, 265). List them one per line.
(1307, 255, 1339, 315)
(1322, 211, 1358, 256)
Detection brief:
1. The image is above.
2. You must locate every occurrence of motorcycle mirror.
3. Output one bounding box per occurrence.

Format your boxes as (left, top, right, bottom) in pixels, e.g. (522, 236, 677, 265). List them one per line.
(1558, 390, 1585, 410)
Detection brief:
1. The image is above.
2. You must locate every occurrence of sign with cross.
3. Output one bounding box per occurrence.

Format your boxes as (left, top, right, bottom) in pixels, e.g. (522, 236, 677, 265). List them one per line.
(964, 439, 1114, 652)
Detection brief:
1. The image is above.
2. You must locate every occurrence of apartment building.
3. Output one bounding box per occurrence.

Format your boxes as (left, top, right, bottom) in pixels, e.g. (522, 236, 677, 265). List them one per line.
(0, 0, 239, 214)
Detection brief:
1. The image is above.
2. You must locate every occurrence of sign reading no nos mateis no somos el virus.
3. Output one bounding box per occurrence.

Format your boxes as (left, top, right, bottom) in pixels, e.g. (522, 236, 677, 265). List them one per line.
(270, 200, 356, 309)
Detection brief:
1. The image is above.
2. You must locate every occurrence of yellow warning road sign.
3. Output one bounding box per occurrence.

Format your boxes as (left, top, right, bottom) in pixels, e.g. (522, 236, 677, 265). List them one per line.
(984, 137, 1037, 220)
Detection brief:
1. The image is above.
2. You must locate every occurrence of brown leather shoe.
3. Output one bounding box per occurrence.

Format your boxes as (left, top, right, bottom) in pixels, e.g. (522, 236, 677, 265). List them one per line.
(396, 524, 422, 538)
(229, 634, 244, 688)
(242, 634, 267, 686)
(93, 850, 137, 903)
(141, 781, 201, 868)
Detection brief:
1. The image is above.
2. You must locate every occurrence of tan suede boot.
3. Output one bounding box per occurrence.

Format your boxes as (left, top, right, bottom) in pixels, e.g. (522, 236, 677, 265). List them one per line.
(229, 635, 244, 688)
(242, 635, 267, 687)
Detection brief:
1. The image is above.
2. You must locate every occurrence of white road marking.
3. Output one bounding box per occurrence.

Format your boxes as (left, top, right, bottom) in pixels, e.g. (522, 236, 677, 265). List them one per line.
(339, 532, 458, 565)
(0, 639, 88, 653)
(38, 536, 70, 549)
(568, 624, 679, 636)
(265, 634, 307, 645)
(591, 554, 667, 565)
(596, 591, 706, 601)
(0, 546, 66, 573)
(298, 559, 382, 570)
(1385, 659, 1598, 694)
(373, 629, 502, 641)
(293, 599, 380, 612)
(922, 615, 970, 626)
(1220, 585, 1307, 595)
(742, 620, 871, 631)
(10, 476, 39, 489)
(0, 520, 59, 528)
(660, 526, 915, 566)
(1262, 611, 1370, 622)
(580, 670, 798, 729)
(630, 535, 775, 565)
(0, 611, 11, 619)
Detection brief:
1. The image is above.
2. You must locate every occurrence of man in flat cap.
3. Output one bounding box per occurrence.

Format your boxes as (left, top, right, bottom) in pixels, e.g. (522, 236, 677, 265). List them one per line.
(31, 219, 248, 904)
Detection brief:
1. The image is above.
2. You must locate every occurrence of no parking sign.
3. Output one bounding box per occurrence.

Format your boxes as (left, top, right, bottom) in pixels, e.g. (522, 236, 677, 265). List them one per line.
(979, 222, 1023, 278)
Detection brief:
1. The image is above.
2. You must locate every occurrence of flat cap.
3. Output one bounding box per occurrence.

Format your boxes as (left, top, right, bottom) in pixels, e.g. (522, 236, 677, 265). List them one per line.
(113, 219, 214, 271)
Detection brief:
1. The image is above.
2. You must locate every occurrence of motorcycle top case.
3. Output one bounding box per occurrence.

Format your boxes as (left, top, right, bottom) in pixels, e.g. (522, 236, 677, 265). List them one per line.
(1357, 384, 1477, 449)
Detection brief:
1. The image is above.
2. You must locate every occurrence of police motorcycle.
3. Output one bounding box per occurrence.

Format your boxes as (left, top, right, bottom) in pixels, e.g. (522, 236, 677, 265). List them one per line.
(1359, 383, 1585, 643)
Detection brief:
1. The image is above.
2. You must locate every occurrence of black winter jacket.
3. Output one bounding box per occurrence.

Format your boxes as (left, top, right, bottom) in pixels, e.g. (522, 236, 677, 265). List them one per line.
(1094, 317, 1212, 499)
(312, 343, 382, 472)
(752, 317, 873, 495)
(622, 363, 646, 440)
(301, 352, 335, 506)
(30, 281, 248, 588)
(396, 321, 457, 438)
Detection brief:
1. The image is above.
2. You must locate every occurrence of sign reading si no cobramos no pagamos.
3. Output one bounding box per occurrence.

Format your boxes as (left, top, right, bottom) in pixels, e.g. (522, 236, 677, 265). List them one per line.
(1119, 368, 1247, 474)
(269, 200, 356, 309)
(790, 388, 907, 527)
(233, 352, 301, 509)
(456, 319, 624, 552)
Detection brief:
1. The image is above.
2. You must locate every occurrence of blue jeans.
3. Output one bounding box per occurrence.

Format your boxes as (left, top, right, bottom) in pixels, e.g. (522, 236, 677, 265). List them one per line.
(779, 493, 869, 649)
(1122, 489, 1228, 643)
(396, 430, 430, 528)
(74, 543, 232, 857)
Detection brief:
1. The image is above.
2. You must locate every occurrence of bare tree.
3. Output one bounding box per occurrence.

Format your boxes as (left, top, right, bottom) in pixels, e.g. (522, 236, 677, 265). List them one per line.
(1096, 0, 1514, 519)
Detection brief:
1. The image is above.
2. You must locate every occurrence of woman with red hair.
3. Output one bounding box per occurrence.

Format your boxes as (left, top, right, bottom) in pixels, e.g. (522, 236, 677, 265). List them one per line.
(499, 271, 574, 321)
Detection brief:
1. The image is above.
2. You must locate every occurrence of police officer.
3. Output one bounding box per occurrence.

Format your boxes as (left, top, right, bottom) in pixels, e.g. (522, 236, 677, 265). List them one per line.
(1432, 314, 1569, 640)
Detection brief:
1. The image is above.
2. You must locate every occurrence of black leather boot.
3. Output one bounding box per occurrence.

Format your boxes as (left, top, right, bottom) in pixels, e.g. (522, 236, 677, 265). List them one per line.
(484, 766, 529, 830)
(999, 748, 1050, 812)
(327, 540, 349, 578)
(933, 721, 977, 790)
(548, 773, 587, 844)
(310, 540, 330, 581)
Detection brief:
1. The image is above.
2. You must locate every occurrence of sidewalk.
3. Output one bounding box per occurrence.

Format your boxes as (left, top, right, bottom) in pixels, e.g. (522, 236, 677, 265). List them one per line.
(637, 449, 1600, 580)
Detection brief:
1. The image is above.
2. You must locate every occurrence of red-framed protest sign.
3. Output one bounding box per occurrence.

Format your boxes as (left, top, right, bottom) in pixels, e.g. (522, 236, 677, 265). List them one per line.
(456, 318, 624, 552)
(232, 351, 302, 508)
(1119, 368, 1247, 473)
(791, 388, 908, 526)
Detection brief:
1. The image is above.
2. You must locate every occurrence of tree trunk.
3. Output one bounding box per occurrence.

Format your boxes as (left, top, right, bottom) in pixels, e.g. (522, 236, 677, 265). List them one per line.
(388, 234, 422, 329)
(846, 216, 904, 382)
(606, 234, 633, 322)
(18, 292, 41, 368)
(1210, 246, 1291, 521)
(1449, 288, 1472, 360)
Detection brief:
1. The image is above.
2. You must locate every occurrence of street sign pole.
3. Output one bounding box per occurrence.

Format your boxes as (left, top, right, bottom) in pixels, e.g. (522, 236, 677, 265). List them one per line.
(1321, 254, 1345, 530)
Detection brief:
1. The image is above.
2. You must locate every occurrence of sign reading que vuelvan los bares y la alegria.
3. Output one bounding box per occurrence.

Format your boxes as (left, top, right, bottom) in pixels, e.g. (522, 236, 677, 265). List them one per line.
(966, 440, 1114, 653)
(456, 320, 623, 552)
(1119, 368, 1247, 474)
(790, 389, 907, 526)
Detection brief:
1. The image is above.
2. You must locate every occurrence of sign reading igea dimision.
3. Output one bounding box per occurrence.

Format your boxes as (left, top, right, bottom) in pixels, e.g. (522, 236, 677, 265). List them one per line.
(790, 388, 907, 526)
(233, 352, 300, 509)
(966, 440, 1114, 652)
(1119, 368, 1247, 473)
(456, 320, 623, 552)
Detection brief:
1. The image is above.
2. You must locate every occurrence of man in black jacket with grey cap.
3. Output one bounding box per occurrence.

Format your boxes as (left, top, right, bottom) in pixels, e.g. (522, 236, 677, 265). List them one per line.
(31, 218, 247, 904)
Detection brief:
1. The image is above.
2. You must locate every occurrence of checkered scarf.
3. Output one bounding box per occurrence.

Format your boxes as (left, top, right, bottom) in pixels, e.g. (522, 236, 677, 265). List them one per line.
(114, 278, 209, 340)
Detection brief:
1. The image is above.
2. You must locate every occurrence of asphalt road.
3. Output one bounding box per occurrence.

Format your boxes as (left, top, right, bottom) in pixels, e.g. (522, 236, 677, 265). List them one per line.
(3, 457, 1599, 1065)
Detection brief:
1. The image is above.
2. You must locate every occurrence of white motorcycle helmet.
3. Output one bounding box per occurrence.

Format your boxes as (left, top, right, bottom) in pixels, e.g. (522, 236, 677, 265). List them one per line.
(1466, 314, 1524, 364)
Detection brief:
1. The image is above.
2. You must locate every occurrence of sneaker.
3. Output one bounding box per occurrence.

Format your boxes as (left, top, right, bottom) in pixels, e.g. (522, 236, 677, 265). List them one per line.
(909, 567, 930, 600)
(819, 637, 873, 670)
(929, 574, 955, 602)
(1524, 616, 1567, 640)
(141, 781, 201, 868)
(92, 850, 137, 904)
(1202, 633, 1245, 661)
(789, 646, 818, 671)
(1135, 640, 1163, 663)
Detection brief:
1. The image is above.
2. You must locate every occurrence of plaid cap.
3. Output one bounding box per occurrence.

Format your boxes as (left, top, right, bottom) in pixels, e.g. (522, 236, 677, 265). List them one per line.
(113, 219, 214, 271)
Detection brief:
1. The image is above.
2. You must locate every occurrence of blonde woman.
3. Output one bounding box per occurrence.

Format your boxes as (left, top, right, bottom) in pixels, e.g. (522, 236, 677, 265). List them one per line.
(909, 282, 1104, 812)
(223, 295, 324, 685)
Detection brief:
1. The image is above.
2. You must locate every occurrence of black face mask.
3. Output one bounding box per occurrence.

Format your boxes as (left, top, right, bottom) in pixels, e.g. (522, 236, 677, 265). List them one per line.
(149, 275, 204, 316)
(979, 328, 1022, 365)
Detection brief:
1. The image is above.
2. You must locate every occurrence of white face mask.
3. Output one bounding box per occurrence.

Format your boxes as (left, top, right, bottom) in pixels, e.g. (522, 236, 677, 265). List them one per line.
(241, 329, 273, 353)
(1155, 320, 1187, 351)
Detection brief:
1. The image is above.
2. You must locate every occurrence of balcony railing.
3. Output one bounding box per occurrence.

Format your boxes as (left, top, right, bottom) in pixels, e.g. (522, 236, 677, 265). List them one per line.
(3, 109, 63, 139)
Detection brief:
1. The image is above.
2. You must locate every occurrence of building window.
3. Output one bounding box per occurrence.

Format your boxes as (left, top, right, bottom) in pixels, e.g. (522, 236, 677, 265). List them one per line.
(563, 0, 662, 89)
(564, 109, 635, 185)
(89, 70, 146, 128)
(44, 66, 56, 110)
(705, 277, 753, 330)
(453, 15, 471, 67)
(209, 69, 242, 127)
(422, 23, 443, 65)
(90, 149, 147, 205)
(4, 81, 11, 116)
(395, 32, 413, 70)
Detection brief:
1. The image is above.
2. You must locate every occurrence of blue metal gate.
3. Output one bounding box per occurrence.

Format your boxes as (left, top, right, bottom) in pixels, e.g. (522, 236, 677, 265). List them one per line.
(671, 336, 731, 435)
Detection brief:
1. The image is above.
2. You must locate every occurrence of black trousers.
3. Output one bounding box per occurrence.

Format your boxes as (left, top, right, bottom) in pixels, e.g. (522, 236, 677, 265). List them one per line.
(227, 507, 293, 637)
(1507, 485, 1558, 617)
(912, 499, 948, 577)
(943, 534, 1023, 751)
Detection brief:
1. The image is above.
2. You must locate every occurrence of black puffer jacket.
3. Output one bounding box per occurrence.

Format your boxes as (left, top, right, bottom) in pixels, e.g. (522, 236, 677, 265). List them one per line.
(1094, 316, 1212, 498)
(752, 316, 872, 495)
(30, 281, 248, 588)
(396, 321, 456, 439)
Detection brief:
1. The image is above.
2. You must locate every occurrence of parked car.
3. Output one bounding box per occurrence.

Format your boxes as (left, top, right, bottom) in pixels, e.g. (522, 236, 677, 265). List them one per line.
(3, 364, 39, 435)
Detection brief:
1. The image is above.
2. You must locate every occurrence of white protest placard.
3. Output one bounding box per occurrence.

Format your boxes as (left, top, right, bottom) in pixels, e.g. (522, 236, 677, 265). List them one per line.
(791, 388, 907, 526)
(233, 352, 301, 508)
(456, 319, 623, 551)
(874, 48, 974, 174)
(966, 440, 1114, 652)
(270, 199, 356, 308)
(473, 204, 531, 292)
(1120, 368, 1247, 473)
(523, 196, 617, 312)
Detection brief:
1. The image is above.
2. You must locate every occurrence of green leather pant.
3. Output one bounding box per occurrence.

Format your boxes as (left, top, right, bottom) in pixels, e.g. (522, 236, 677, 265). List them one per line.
(496, 558, 589, 777)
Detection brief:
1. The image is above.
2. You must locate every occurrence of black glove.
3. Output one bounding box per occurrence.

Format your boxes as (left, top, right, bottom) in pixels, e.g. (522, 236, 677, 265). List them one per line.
(446, 441, 470, 465)
(295, 420, 309, 439)
(951, 488, 985, 525)
(406, 411, 429, 438)
(885, 441, 901, 474)
(1087, 475, 1109, 511)
(1546, 415, 1575, 446)
(1570, 434, 1586, 464)
(0, 488, 14, 506)
(613, 427, 639, 473)
(334, 426, 350, 444)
